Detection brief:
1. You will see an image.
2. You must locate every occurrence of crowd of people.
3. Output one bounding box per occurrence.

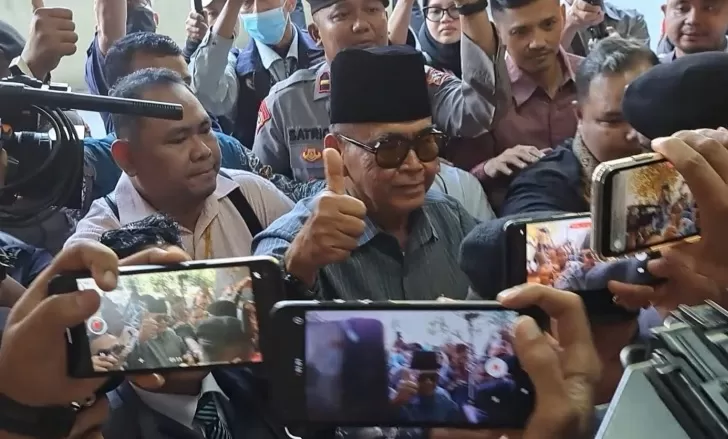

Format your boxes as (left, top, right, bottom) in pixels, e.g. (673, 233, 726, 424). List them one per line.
(1, 0, 728, 438)
(305, 311, 527, 426)
(622, 166, 698, 252)
(85, 267, 260, 373)
(527, 217, 601, 290)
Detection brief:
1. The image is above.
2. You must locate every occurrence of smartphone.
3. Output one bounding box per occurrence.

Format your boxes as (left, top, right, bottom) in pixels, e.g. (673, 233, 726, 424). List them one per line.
(193, 0, 204, 14)
(592, 153, 699, 259)
(503, 213, 652, 323)
(270, 301, 547, 428)
(50, 256, 283, 377)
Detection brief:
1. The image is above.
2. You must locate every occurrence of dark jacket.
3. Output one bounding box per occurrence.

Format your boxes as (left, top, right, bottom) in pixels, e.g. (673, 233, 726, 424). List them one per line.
(104, 369, 330, 439)
(230, 26, 324, 148)
(500, 139, 586, 216)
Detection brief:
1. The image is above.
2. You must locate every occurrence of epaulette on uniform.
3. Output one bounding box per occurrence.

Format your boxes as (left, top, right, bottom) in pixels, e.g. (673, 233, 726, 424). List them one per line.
(267, 63, 322, 96)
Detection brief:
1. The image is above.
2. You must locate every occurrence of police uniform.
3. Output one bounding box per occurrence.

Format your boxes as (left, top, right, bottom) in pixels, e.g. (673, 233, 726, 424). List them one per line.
(252, 23, 505, 181)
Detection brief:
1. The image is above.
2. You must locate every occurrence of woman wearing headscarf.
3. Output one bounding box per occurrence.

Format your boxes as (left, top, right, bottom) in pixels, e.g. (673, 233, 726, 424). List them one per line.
(418, 0, 463, 78)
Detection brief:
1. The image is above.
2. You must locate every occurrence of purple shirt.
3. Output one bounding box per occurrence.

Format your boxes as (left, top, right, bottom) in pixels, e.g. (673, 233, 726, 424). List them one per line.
(492, 49, 581, 156)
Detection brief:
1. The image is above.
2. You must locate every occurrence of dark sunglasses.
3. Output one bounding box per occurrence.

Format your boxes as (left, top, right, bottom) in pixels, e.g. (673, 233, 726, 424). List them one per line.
(336, 129, 446, 169)
(424, 5, 460, 21)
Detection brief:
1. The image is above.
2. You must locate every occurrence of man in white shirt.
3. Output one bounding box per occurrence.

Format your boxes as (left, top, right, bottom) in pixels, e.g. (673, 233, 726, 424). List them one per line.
(66, 68, 294, 258)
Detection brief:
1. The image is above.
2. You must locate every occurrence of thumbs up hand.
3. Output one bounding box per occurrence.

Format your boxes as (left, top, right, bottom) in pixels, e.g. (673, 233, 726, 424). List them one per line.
(285, 148, 367, 286)
(21, 2, 78, 79)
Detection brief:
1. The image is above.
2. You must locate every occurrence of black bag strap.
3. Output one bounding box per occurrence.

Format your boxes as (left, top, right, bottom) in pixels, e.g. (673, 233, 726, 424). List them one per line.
(219, 171, 264, 236)
(103, 173, 264, 236)
(227, 188, 263, 237)
(105, 194, 120, 220)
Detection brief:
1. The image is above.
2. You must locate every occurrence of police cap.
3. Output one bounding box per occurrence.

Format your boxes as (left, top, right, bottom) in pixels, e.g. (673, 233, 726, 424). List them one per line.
(329, 44, 431, 125)
(0, 20, 25, 64)
(623, 52, 728, 140)
(307, 0, 389, 17)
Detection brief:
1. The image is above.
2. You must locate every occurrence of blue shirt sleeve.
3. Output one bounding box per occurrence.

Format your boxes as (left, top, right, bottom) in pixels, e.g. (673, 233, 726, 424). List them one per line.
(85, 35, 109, 97)
(85, 35, 113, 133)
(84, 134, 122, 200)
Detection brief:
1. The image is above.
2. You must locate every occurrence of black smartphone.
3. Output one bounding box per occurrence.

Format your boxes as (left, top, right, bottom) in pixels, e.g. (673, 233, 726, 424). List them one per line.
(50, 256, 283, 377)
(270, 300, 547, 428)
(591, 153, 699, 259)
(503, 213, 652, 323)
(193, 0, 204, 14)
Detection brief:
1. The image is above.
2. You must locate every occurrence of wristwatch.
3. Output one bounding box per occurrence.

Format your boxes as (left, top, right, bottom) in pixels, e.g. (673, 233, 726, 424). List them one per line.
(456, 0, 488, 16)
(0, 393, 78, 439)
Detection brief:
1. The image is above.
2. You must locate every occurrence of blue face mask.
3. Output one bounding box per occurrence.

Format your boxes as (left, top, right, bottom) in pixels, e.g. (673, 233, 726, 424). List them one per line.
(241, 7, 288, 46)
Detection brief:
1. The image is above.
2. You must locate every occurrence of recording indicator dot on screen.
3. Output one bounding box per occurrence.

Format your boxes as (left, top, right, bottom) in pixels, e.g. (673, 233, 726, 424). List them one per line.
(613, 239, 624, 250)
(87, 317, 107, 336)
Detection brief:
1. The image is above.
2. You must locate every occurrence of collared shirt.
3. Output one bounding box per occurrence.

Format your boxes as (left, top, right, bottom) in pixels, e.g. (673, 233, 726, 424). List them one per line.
(489, 49, 581, 157)
(191, 26, 305, 119)
(659, 37, 728, 63)
(131, 373, 227, 428)
(255, 29, 299, 83)
(252, 190, 478, 301)
(65, 169, 294, 258)
(82, 132, 325, 203)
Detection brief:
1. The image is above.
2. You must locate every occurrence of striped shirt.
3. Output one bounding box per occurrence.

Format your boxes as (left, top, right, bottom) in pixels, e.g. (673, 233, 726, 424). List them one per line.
(252, 190, 478, 300)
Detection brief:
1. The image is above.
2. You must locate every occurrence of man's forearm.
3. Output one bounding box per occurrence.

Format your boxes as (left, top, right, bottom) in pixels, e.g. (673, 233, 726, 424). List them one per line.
(213, 0, 243, 39)
(189, 37, 238, 116)
(388, 0, 415, 45)
(94, 0, 127, 55)
(459, 4, 496, 56)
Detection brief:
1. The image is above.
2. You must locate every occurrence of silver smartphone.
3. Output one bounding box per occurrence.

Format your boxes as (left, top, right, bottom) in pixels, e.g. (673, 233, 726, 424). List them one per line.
(591, 152, 699, 258)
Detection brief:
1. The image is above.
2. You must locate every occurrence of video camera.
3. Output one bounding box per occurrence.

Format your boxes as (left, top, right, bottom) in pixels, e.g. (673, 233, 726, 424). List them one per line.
(597, 301, 728, 439)
(0, 75, 183, 227)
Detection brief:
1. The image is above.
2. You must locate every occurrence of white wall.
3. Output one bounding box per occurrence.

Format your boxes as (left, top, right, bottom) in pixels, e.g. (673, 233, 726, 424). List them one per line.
(3, 0, 665, 91)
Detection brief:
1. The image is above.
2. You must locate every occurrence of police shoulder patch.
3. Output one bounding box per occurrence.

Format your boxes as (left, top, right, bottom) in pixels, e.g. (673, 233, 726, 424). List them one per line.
(256, 100, 272, 134)
(425, 67, 451, 86)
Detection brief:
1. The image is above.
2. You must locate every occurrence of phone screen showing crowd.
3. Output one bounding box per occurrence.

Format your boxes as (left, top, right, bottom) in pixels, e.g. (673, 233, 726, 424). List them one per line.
(303, 309, 534, 427)
(77, 265, 261, 373)
(526, 216, 606, 290)
(610, 161, 698, 253)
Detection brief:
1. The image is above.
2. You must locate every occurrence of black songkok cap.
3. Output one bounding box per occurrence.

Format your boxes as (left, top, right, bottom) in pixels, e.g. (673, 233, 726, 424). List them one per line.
(0, 20, 25, 63)
(307, 0, 388, 15)
(623, 52, 728, 140)
(409, 350, 439, 371)
(329, 45, 431, 125)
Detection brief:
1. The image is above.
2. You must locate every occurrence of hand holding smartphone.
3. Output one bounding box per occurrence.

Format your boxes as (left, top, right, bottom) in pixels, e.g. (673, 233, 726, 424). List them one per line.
(591, 153, 700, 258)
(51, 256, 284, 377)
(270, 301, 546, 429)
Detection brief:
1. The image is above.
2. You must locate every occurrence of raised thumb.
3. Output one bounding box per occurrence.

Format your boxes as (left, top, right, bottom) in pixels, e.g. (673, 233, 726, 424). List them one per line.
(31, 0, 45, 11)
(323, 147, 346, 195)
(26, 289, 100, 333)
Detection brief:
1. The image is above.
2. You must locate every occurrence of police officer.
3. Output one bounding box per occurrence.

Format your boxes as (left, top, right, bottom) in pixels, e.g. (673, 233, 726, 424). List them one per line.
(252, 0, 504, 182)
(190, 0, 324, 148)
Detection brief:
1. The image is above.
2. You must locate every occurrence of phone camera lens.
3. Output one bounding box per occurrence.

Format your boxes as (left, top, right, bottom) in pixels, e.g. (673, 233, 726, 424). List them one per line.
(293, 317, 304, 325)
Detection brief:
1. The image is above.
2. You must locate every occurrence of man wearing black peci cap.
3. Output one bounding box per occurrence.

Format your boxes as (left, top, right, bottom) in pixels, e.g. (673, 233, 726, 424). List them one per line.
(251, 0, 504, 184)
(254, 45, 477, 304)
(623, 51, 728, 140)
